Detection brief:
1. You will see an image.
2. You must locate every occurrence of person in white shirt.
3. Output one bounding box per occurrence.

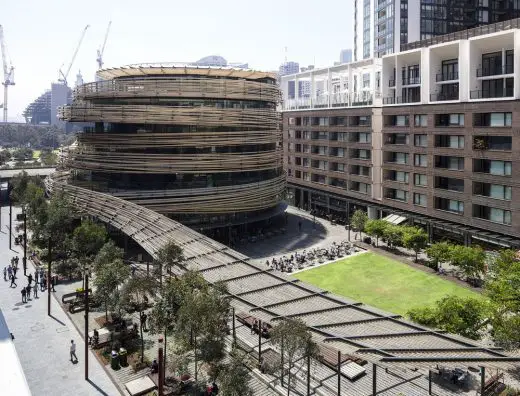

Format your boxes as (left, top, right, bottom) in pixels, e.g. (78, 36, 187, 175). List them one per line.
(70, 340, 78, 362)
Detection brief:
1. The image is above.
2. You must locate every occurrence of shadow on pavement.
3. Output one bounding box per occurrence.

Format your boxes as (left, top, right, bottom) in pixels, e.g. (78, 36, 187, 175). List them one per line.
(234, 212, 331, 259)
(87, 379, 110, 396)
(49, 314, 67, 327)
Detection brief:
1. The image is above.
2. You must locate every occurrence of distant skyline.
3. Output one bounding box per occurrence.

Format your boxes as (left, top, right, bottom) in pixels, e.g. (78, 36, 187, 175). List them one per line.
(2, 0, 354, 122)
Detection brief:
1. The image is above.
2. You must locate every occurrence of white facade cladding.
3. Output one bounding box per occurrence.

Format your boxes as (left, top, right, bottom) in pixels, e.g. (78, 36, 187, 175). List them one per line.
(382, 29, 520, 106)
(281, 58, 383, 111)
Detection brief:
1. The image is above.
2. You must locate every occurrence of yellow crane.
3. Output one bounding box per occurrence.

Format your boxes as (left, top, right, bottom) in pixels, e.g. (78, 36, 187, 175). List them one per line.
(0, 25, 15, 123)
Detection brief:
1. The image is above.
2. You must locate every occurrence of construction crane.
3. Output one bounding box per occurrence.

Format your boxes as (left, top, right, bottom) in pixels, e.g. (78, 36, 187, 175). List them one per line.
(58, 24, 90, 86)
(0, 25, 15, 123)
(96, 21, 112, 70)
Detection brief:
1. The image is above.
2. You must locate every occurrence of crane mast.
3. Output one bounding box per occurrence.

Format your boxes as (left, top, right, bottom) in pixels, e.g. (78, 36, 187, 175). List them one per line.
(0, 25, 15, 123)
(59, 25, 90, 86)
(97, 21, 112, 70)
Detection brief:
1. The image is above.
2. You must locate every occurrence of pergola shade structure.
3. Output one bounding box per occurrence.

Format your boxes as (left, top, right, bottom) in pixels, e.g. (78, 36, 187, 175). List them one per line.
(59, 64, 285, 229)
(47, 172, 520, 378)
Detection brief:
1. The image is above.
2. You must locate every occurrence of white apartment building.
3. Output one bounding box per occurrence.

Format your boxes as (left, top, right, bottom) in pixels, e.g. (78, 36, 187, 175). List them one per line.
(381, 28, 520, 105)
(280, 58, 383, 111)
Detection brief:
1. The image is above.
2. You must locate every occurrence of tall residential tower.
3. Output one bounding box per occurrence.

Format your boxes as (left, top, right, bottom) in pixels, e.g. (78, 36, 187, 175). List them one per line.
(354, 0, 520, 60)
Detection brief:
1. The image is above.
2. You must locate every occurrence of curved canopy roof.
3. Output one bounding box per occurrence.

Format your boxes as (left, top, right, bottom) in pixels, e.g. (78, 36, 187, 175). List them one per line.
(96, 63, 276, 81)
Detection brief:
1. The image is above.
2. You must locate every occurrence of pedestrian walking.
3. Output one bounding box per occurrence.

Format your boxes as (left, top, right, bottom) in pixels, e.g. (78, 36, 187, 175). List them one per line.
(25, 286, 32, 301)
(13, 266, 17, 277)
(51, 276, 56, 292)
(33, 283, 38, 299)
(7, 265, 12, 279)
(10, 274, 17, 288)
(21, 287, 26, 303)
(40, 276, 46, 292)
(28, 273, 33, 286)
(70, 340, 78, 362)
(3, 267, 6, 281)
(141, 312, 148, 331)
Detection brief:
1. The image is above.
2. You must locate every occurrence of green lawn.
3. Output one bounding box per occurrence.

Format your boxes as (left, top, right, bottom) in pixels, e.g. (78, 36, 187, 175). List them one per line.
(293, 252, 483, 316)
(32, 150, 41, 159)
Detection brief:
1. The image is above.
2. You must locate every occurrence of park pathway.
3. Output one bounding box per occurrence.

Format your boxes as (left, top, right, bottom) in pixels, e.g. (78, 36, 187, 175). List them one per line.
(0, 206, 121, 396)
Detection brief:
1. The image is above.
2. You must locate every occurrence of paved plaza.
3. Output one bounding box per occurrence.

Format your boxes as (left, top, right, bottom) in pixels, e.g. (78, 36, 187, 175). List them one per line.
(236, 206, 350, 262)
(0, 206, 121, 396)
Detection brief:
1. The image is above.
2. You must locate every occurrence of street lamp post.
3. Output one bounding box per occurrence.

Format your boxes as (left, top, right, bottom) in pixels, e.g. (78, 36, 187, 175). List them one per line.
(47, 237, 52, 316)
(23, 210, 27, 276)
(8, 181, 12, 250)
(82, 263, 93, 381)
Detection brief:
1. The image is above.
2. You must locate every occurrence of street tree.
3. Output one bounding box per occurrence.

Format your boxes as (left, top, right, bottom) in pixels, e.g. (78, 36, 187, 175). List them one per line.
(154, 240, 184, 284)
(383, 224, 404, 249)
(270, 318, 319, 396)
(217, 350, 254, 396)
(72, 219, 108, 287)
(408, 295, 489, 340)
(171, 272, 230, 381)
(121, 274, 157, 362)
(485, 250, 520, 350)
(402, 226, 429, 262)
(425, 241, 454, 271)
(93, 242, 130, 321)
(350, 210, 368, 240)
(450, 245, 486, 280)
(364, 219, 387, 247)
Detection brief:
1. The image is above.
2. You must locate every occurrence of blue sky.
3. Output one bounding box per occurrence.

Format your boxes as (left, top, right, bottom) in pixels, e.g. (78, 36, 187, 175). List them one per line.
(2, 0, 354, 121)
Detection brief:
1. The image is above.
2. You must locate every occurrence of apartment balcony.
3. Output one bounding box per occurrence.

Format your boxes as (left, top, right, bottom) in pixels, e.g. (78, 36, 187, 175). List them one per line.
(476, 64, 514, 77)
(470, 88, 514, 99)
(430, 92, 459, 101)
(435, 72, 459, 82)
(383, 96, 398, 105)
(434, 176, 465, 193)
(402, 77, 421, 85)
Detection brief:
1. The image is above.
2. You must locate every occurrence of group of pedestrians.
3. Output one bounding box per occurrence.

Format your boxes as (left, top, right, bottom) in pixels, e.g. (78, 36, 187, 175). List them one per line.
(4, 259, 56, 304)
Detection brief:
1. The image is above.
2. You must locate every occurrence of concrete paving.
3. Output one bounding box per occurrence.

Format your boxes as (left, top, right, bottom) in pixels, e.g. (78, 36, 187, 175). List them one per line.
(235, 206, 350, 262)
(0, 206, 121, 396)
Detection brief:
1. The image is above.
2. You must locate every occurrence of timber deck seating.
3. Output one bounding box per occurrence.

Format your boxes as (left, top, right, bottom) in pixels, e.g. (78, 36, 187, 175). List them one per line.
(318, 343, 367, 368)
(236, 312, 272, 338)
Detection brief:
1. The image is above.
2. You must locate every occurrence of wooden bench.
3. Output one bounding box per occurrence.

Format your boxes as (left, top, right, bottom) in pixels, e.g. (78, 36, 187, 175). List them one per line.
(317, 343, 368, 369)
(235, 312, 272, 338)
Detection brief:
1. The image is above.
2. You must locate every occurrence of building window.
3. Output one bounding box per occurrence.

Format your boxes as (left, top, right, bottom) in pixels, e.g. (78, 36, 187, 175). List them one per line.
(435, 155, 464, 170)
(414, 154, 427, 167)
(474, 183, 512, 200)
(396, 115, 409, 126)
(436, 113, 464, 126)
(414, 173, 427, 187)
(358, 132, 372, 143)
(414, 134, 427, 147)
(395, 171, 409, 183)
(490, 113, 511, 127)
(490, 160, 512, 176)
(413, 193, 427, 207)
(386, 188, 408, 202)
(363, 73, 370, 88)
(473, 205, 512, 225)
(390, 152, 409, 164)
(414, 114, 427, 127)
(435, 197, 464, 214)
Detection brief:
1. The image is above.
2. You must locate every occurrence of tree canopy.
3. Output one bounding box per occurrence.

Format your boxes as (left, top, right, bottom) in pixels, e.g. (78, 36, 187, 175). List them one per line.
(364, 219, 387, 246)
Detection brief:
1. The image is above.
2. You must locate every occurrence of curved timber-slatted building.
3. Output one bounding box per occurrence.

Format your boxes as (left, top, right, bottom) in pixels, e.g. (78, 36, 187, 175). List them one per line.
(59, 63, 285, 230)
